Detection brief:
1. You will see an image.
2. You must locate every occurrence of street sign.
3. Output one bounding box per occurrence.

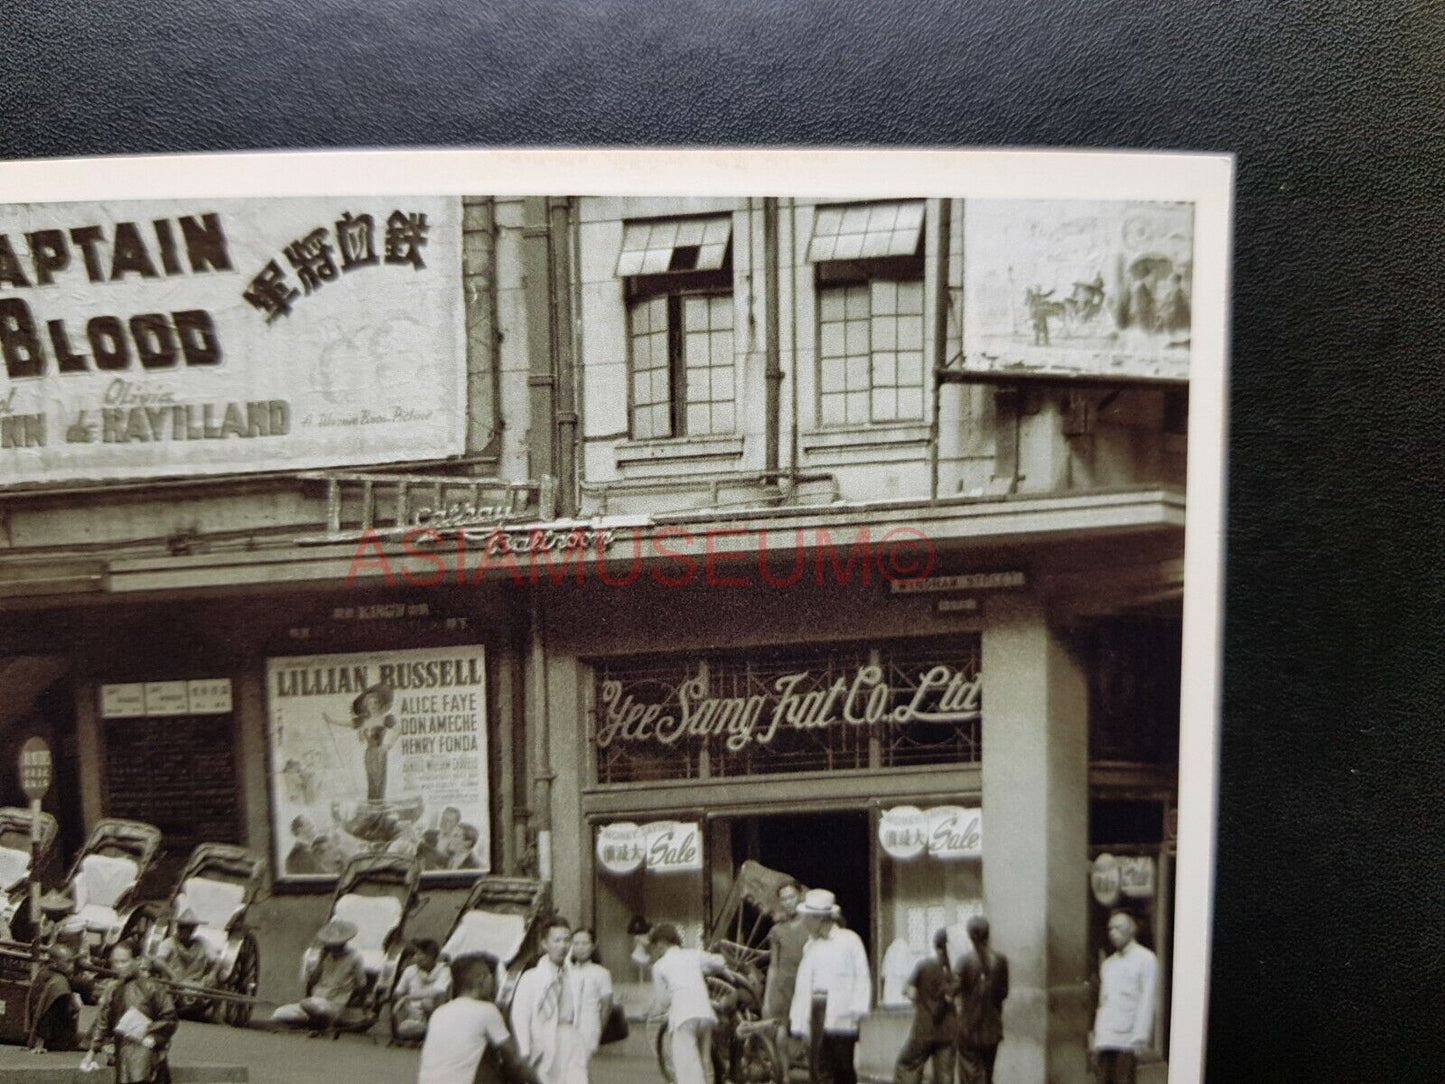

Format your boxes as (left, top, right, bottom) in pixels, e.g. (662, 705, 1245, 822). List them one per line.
(18, 737, 52, 801)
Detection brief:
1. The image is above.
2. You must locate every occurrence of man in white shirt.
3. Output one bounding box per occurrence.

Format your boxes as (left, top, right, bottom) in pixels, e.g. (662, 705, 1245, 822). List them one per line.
(789, 889, 871, 1084)
(648, 923, 727, 1084)
(1091, 911, 1158, 1084)
(393, 938, 453, 1042)
(417, 952, 541, 1084)
(510, 918, 581, 1084)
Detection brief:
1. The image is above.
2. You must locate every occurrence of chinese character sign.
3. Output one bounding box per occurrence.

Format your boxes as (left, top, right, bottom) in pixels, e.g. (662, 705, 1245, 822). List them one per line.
(266, 646, 489, 883)
(0, 196, 465, 484)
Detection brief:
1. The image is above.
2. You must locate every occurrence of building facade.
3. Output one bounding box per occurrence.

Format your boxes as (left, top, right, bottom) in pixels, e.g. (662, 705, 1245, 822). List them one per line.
(0, 192, 1188, 1082)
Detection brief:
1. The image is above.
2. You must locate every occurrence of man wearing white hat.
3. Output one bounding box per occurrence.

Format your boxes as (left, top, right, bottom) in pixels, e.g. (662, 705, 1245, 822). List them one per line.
(268, 919, 367, 1032)
(789, 889, 872, 1084)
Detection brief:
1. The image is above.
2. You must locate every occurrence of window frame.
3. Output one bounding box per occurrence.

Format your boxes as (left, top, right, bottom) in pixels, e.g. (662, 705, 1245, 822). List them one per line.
(625, 280, 735, 442)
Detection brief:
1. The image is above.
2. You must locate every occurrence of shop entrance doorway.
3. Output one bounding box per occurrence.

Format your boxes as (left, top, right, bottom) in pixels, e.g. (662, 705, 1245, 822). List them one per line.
(727, 810, 872, 959)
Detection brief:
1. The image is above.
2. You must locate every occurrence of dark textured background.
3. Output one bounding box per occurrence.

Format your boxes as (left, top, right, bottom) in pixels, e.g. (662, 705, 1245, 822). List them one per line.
(1, 1, 1442, 1079)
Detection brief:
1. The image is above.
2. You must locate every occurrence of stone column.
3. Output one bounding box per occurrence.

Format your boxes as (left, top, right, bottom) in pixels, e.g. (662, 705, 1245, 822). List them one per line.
(981, 591, 1091, 1084)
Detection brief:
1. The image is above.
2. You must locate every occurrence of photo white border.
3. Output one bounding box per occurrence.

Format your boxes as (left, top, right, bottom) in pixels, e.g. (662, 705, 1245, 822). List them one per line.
(0, 147, 1231, 1082)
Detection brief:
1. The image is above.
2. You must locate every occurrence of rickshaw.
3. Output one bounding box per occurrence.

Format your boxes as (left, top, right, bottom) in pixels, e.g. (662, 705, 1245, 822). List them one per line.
(0, 806, 59, 938)
(656, 860, 808, 1084)
(63, 818, 163, 981)
(439, 875, 551, 1016)
(142, 843, 265, 1026)
(300, 852, 424, 1034)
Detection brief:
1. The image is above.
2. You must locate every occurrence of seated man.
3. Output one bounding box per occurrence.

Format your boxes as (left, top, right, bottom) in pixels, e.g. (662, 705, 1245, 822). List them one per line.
(27, 944, 83, 1053)
(151, 909, 219, 1017)
(392, 938, 452, 1042)
(267, 920, 367, 1034)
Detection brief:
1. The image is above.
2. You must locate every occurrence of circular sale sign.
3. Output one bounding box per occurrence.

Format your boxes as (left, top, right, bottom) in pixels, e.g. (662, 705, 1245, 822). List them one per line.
(1090, 853, 1122, 907)
(595, 822, 645, 876)
(879, 806, 929, 861)
(18, 737, 52, 801)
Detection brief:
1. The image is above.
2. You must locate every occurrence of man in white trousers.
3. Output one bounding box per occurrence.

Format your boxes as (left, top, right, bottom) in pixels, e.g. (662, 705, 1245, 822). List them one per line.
(511, 917, 584, 1084)
(648, 923, 728, 1084)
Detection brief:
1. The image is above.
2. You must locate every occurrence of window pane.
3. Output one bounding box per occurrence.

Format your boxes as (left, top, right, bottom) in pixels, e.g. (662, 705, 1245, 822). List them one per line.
(651, 404, 672, 438)
(898, 351, 924, 388)
(844, 285, 870, 319)
(893, 201, 925, 232)
(697, 243, 728, 270)
(820, 358, 846, 393)
(846, 355, 869, 389)
(710, 294, 733, 327)
(684, 298, 709, 332)
(845, 319, 870, 357)
(872, 388, 897, 421)
(875, 351, 897, 385)
(813, 207, 843, 238)
(616, 250, 645, 277)
(687, 403, 709, 434)
(841, 205, 872, 233)
(868, 203, 900, 232)
(873, 317, 898, 350)
(871, 279, 898, 315)
(685, 331, 709, 363)
(897, 388, 924, 420)
(712, 332, 734, 365)
(647, 221, 679, 248)
(687, 368, 710, 402)
(897, 280, 925, 315)
(821, 392, 845, 426)
(833, 232, 864, 260)
(819, 321, 847, 358)
(711, 367, 734, 402)
(633, 371, 653, 406)
(712, 403, 734, 433)
(861, 230, 892, 258)
(703, 217, 732, 245)
(847, 392, 868, 423)
(675, 219, 706, 246)
(652, 369, 671, 402)
(898, 315, 925, 349)
(633, 405, 655, 439)
(820, 287, 848, 322)
(641, 246, 671, 274)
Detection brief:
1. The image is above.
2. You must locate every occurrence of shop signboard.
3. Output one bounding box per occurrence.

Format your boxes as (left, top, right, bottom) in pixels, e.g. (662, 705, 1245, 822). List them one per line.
(265, 645, 489, 882)
(100, 679, 232, 718)
(926, 805, 983, 859)
(1119, 855, 1156, 899)
(0, 196, 465, 485)
(879, 806, 929, 860)
(596, 822, 645, 875)
(963, 199, 1195, 383)
(641, 820, 703, 873)
(1091, 852, 1122, 906)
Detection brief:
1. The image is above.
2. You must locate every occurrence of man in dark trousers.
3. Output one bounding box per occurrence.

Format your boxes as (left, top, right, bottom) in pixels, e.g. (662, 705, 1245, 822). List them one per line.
(955, 916, 1009, 1084)
(892, 928, 956, 1084)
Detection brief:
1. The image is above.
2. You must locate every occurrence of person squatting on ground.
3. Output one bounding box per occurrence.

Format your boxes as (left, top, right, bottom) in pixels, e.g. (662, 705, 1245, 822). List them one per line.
(562, 927, 613, 1084)
(151, 910, 219, 1018)
(956, 916, 1009, 1084)
(27, 943, 83, 1054)
(648, 922, 728, 1084)
(81, 940, 178, 1084)
(511, 917, 583, 1084)
(393, 939, 453, 1042)
(790, 889, 872, 1084)
(267, 919, 368, 1033)
(892, 928, 956, 1084)
(1091, 911, 1158, 1084)
(764, 881, 810, 1082)
(416, 951, 543, 1084)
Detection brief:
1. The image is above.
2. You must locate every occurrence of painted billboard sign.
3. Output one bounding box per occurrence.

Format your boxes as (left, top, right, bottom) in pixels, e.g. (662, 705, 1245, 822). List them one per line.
(0, 196, 465, 483)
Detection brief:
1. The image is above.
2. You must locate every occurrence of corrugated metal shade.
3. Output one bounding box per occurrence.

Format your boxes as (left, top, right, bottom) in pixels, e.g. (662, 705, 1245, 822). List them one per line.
(617, 215, 733, 277)
(808, 200, 925, 263)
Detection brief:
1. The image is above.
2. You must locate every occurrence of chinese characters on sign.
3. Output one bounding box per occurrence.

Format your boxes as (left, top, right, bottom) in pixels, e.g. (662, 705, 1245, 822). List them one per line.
(595, 821, 702, 875)
(243, 210, 431, 323)
(880, 805, 983, 861)
(266, 646, 490, 882)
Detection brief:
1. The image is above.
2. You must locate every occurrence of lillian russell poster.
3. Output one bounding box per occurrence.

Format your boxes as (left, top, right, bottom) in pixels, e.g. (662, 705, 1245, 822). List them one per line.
(266, 646, 489, 882)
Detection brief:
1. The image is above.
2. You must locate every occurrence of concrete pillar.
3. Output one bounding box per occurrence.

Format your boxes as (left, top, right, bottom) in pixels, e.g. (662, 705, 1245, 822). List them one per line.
(982, 592, 1091, 1084)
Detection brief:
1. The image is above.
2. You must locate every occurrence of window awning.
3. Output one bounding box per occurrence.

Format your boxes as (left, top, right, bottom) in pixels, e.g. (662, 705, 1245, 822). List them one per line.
(616, 215, 733, 276)
(808, 200, 925, 263)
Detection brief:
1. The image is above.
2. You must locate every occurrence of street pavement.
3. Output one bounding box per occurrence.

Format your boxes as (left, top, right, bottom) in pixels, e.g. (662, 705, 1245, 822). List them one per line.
(0, 1013, 667, 1084)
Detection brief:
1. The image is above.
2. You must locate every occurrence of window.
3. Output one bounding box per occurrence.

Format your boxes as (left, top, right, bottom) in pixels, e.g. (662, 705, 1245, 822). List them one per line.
(620, 215, 735, 440)
(810, 201, 928, 427)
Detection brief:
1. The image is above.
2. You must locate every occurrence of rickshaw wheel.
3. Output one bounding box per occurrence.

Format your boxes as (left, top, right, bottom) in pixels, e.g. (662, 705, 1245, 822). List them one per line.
(222, 934, 260, 1027)
(734, 1027, 783, 1084)
(655, 1023, 676, 1083)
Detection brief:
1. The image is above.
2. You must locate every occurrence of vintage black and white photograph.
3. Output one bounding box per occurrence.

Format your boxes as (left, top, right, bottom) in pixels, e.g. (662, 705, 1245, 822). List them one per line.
(0, 149, 1230, 1084)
